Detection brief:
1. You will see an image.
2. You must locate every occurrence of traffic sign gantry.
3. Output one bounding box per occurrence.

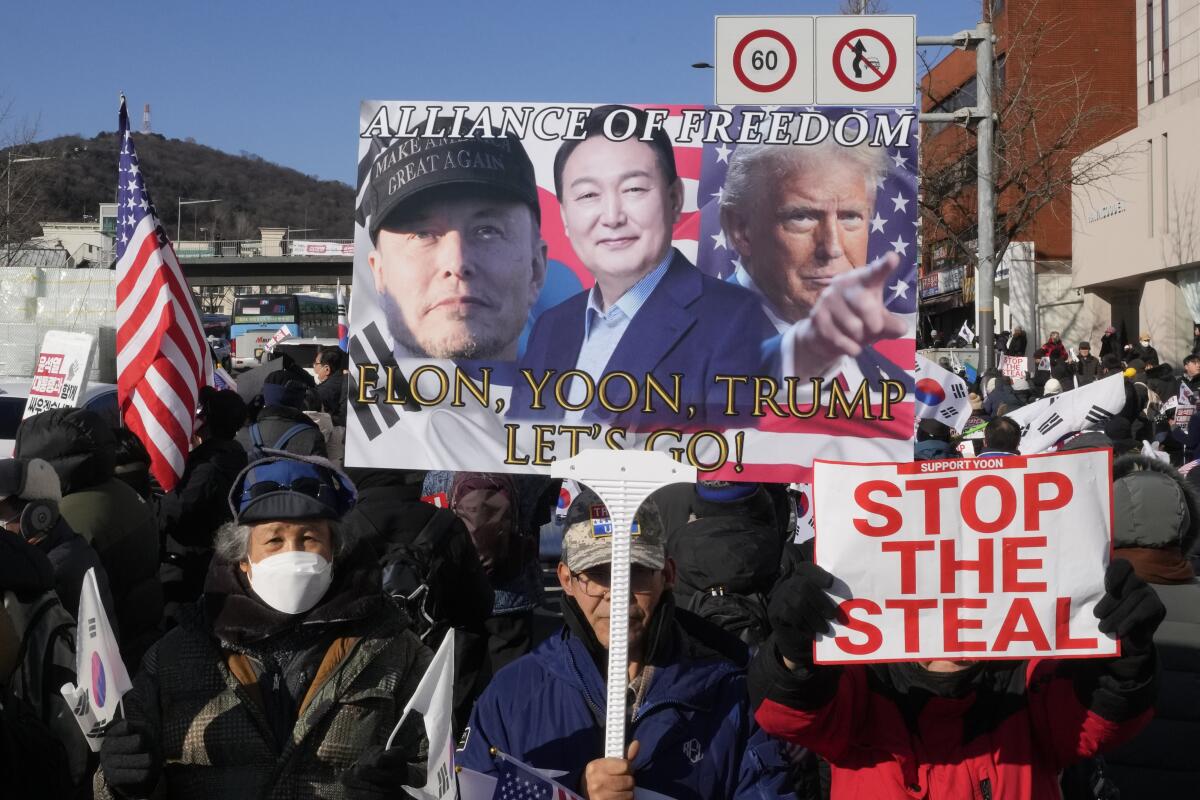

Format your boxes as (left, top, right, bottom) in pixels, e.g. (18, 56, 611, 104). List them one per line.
(715, 16, 814, 106)
(815, 15, 915, 105)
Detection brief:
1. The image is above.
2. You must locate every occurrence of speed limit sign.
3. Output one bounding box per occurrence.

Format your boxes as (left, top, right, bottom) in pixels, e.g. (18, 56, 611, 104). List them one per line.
(716, 17, 814, 105)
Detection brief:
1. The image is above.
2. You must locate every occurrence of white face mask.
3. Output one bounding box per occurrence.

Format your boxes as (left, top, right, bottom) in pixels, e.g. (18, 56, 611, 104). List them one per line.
(246, 551, 333, 615)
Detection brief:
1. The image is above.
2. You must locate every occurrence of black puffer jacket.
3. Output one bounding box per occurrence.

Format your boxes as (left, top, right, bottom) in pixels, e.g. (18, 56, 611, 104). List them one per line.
(158, 437, 249, 604)
(158, 438, 247, 548)
(35, 516, 115, 624)
(14, 408, 163, 664)
(236, 405, 326, 458)
(316, 372, 347, 427)
(342, 468, 493, 728)
(1104, 455, 1200, 799)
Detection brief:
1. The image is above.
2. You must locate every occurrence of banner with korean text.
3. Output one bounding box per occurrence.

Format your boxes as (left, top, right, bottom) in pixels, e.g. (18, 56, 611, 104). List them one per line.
(812, 450, 1117, 663)
(23, 330, 95, 419)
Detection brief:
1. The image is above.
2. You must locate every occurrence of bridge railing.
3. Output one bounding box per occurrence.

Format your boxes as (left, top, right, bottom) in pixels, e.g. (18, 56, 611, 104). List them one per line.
(172, 239, 355, 259)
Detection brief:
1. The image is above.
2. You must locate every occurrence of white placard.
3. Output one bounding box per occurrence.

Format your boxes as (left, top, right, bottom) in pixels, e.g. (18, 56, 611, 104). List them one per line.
(24, 330, 95, 419)
(813, 450, 1116, 663)
(1000, 354, 1028, 379)
(814, 15, 916, 105)
(715, 16, 816, 105)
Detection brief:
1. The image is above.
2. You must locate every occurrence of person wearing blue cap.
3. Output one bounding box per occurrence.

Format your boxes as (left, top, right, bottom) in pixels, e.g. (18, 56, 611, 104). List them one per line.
(95, 453, 433, 800)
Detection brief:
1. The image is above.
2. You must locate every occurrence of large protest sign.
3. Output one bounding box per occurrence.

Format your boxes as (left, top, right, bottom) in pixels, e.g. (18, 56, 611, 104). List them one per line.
(345, 102, 918, 482)
(812, 451, 1116, 663)
(23, 330, 95, 419)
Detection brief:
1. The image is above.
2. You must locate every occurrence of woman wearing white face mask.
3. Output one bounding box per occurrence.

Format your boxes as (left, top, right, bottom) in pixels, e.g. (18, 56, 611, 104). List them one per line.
(94, 453, 433, 800)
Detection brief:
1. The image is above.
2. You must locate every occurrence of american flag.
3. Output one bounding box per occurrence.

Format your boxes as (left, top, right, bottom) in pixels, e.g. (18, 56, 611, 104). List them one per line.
(492, 752, 583, 800)
(114, 97, 211, 490)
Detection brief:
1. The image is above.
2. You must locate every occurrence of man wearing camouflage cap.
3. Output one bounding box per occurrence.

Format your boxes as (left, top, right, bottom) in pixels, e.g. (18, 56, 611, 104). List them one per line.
(360, 116, 547, 362)
(459, 489, 795, 800)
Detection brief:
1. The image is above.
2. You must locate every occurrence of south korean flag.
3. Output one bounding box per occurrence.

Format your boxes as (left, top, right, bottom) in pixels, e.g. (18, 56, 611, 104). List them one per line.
(1006, 373, 1127, 454)
(914, 355, 972, 433)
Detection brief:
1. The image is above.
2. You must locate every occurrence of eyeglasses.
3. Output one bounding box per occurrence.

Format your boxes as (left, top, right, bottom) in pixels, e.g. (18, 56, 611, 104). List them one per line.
(571, 566, 660, 598)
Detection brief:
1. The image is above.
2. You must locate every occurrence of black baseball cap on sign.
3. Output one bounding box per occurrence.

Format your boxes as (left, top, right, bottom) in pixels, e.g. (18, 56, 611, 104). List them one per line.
(361, 115, 540, 239)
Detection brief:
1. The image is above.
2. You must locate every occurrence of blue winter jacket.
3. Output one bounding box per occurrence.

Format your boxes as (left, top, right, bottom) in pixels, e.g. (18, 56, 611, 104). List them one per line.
(458, 612, 796, 800)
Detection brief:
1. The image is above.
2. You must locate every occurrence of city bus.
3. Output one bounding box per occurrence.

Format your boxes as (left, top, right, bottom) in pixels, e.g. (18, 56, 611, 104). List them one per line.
(230, 293, 337, 368)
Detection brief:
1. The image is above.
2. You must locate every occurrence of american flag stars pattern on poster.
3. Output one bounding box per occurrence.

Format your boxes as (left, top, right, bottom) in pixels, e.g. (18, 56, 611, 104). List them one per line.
(695, 106, 919, 321)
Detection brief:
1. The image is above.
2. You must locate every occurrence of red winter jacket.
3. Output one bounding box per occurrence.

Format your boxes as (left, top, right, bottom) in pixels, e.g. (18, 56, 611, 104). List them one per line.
(750, 642, 1155, 800)
(1040, 340, 1069, 362)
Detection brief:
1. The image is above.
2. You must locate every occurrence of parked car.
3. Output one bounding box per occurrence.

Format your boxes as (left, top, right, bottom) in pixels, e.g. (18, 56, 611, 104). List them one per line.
(0, 378, 119, 458)
(270, 338, 341, 379)
(207, 336, 233, 372)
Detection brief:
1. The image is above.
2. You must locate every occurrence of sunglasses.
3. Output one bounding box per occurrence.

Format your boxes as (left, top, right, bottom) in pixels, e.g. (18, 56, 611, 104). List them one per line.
(236, 460, 350, 513)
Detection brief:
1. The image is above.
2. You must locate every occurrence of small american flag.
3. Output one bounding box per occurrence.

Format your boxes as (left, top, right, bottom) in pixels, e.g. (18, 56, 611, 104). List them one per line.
(492, 753, 583, 800)
(114, 97, 212, 490)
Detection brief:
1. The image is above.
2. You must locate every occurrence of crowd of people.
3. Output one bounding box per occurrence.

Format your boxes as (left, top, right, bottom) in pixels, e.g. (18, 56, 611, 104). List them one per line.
(0, 337, 1195, 800)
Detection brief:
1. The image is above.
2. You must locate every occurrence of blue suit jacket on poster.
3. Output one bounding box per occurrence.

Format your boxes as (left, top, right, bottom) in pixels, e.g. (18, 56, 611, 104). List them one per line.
(512, 251, 775, 425)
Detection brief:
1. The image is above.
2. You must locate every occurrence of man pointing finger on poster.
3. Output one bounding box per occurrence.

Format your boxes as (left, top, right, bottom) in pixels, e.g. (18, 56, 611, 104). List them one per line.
(720, 138, 908, 382)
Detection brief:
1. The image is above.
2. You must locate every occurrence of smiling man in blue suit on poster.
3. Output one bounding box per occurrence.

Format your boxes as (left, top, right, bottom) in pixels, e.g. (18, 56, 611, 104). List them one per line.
(515, 105, 774, 425)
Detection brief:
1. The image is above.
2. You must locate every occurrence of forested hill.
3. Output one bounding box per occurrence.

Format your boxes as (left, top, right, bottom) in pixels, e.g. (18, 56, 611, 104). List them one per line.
(3, 131, 354, 241)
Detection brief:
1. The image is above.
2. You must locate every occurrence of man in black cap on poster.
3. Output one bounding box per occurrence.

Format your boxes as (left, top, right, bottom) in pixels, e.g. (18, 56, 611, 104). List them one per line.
(360, 119, 547, 362)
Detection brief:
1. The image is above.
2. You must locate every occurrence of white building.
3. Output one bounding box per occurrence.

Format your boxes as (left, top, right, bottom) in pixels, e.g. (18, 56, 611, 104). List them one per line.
(1073, 0, 1200, 364)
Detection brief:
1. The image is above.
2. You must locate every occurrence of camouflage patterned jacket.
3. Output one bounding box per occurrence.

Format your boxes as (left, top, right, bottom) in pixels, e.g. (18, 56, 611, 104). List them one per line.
(95, 595, 431, 800)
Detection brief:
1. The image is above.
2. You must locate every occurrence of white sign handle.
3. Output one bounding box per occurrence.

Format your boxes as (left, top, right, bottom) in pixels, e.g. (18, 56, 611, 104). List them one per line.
(552, 451, 696, 759)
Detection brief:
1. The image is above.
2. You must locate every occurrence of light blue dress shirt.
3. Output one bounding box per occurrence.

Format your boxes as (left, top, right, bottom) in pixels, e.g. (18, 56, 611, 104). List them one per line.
(565, 250, 675, 416)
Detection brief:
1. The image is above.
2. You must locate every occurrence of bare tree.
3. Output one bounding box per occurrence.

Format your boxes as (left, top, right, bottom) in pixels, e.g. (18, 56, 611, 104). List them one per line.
(838, 0, 890, 12)
(198, 285, 230, 315)
(0, 97, 49, 267)
(918, 0, 1135, 274)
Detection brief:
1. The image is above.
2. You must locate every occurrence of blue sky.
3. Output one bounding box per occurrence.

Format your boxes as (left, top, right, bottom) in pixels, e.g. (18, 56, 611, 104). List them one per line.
(1, 0, 981, 185)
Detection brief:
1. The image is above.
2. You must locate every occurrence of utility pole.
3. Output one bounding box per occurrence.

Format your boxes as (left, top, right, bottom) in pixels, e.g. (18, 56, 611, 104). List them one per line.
(916, 22, 997, 371)
(176, 197, 222, 242)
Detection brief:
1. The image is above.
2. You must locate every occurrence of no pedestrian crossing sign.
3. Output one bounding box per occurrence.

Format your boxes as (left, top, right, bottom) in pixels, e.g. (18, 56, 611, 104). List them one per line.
(715, 15, 915, 106)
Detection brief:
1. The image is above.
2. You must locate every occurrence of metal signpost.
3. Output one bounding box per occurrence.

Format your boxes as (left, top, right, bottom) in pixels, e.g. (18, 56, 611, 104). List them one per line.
(551, 451, 696, 759)
(714, 14, 998, 371)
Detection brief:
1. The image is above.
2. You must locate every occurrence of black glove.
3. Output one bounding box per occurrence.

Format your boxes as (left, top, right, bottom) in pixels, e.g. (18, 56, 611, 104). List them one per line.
(1094, 559, 1166, 651)
(341, 711, 427, 798)
(768, 562, 838, 664)
(100, 718, 161, 799)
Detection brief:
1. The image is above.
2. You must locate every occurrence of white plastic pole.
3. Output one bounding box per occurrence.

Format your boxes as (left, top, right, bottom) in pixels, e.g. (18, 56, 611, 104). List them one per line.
(551, 451, 696, 758)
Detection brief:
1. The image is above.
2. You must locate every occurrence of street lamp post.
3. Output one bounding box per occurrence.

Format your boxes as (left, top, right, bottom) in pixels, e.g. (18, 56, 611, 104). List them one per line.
(176, 197, 222, 242)
(5, 152, 56, 265)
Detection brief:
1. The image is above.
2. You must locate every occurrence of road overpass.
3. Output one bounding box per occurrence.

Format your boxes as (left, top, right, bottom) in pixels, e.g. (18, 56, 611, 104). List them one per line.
(179, 253, 353, 287)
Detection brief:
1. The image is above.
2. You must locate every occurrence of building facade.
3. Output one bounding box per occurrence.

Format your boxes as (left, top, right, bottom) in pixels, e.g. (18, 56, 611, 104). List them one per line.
(920, 0, 1137, 353)
(1073, 0, 1200, 366)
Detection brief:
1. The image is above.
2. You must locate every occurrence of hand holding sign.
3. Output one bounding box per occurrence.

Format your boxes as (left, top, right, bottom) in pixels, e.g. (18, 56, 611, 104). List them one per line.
(791, 252, 909, 379)
(769, 563, 838, 667)
(1095, 559, 1165, 650)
